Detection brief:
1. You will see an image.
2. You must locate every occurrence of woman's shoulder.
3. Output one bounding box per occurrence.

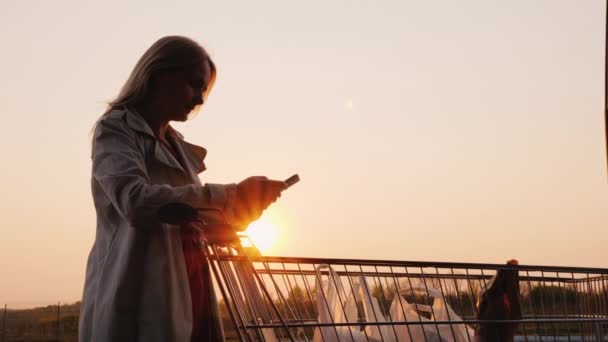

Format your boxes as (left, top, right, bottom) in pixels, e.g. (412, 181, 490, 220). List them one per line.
(94, 108, 128, 130)
(90, 109, 142, 157)
(91, 109, 135, 144)
(104, 108, 128, 121)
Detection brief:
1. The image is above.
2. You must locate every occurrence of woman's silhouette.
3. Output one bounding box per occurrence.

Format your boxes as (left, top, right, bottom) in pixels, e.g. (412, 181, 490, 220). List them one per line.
(79, 36, 285, 342)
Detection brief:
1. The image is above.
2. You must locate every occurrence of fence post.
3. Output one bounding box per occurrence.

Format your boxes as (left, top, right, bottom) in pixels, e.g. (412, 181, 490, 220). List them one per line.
(1, 304, 6, 342)
(55, 302, 60, 342)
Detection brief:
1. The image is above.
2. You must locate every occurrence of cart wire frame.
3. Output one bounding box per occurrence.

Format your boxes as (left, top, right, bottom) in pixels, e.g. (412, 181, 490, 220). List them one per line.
(202, 235, 608, 342)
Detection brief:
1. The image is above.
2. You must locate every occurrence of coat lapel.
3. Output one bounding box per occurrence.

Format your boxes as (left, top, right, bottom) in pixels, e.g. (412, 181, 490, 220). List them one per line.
(169, 129, 208, 175)
(123, 108, 207, 176)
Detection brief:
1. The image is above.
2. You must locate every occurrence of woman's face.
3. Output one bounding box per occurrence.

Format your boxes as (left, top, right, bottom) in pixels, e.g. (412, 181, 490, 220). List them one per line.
(154, 61, 211, 122)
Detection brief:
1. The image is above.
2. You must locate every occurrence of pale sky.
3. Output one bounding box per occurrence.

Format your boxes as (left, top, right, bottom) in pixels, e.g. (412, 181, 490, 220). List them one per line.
(1, 1, 607, 308)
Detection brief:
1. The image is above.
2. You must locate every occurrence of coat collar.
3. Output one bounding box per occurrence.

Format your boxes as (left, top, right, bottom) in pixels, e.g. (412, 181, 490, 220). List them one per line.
(122, 107, 207, 175)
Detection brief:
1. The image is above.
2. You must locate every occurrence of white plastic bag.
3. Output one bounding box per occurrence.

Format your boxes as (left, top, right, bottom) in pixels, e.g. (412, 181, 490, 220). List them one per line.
(357, 274, 394, 341)
(312, 265, 368, 342)
(387, 291, 435, 341)
(312, 267, 439, 342)
(389, 286, 475, 342)
(312, 266, 474, 342)
(357, 278, 439, 342)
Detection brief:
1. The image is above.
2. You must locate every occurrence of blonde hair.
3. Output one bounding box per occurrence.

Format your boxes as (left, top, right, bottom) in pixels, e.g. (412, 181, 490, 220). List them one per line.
(101, 35, 216, 117)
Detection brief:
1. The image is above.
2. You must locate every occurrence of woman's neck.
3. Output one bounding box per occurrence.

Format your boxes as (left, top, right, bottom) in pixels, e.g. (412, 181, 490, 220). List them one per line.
(134, 103, 170, 141)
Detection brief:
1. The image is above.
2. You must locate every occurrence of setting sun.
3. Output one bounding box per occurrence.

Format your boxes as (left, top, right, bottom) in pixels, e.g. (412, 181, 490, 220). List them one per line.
(242, 215, 279, 254)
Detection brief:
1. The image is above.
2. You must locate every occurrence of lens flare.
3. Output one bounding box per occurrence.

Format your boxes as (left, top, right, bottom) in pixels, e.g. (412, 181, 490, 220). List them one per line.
(243, 216, 278, 254)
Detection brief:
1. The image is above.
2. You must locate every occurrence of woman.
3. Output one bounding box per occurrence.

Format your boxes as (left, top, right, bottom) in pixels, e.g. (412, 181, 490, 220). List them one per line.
(79, 36, 286, 342)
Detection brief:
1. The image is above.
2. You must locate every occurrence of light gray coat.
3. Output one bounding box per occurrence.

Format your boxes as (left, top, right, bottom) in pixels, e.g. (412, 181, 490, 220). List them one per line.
(79, 108, 233, 342)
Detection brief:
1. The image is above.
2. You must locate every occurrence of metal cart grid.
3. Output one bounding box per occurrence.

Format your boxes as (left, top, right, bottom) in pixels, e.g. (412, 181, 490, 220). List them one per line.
(203, 238, 608, 342)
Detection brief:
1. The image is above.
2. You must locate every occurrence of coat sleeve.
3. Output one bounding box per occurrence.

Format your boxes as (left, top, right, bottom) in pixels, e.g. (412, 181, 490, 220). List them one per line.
(92, 116, 236, 227)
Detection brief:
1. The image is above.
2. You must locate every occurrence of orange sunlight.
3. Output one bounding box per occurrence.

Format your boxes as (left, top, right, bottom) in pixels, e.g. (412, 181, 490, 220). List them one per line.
(242, 215, 279, 255)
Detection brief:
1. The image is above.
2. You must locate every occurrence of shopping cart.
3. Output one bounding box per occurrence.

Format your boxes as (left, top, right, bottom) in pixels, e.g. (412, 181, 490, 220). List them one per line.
(198, 228, 608, 342)
(158, 204, 608, 341)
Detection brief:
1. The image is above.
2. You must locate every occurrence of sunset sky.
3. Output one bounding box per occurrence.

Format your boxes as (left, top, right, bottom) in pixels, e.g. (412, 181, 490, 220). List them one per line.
(1, 1, 607, 308)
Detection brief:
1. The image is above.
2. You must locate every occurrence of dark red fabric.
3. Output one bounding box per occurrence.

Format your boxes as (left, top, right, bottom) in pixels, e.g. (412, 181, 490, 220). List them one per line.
(181, 229, 211, 342)
(162, 138, 212, 342)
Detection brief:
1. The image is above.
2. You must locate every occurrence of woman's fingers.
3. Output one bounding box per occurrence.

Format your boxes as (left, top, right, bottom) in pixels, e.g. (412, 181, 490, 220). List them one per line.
(261, 180, 287, 206)
(233, 177, 287, 228)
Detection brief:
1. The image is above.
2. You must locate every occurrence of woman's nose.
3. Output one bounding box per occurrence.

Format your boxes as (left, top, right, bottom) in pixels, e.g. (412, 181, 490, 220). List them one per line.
(193, 95, 204, 106)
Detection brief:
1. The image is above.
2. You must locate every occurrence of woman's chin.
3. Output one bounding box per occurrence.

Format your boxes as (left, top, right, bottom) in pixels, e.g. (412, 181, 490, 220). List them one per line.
(172, 112, 189, 122)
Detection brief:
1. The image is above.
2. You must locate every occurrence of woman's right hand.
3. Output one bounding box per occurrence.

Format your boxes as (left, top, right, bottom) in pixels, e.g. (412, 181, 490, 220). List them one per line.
(231, 176, 287, 229)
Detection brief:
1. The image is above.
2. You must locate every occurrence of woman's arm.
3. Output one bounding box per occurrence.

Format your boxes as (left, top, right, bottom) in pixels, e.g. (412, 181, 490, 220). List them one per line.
(92, 116, 236, 227)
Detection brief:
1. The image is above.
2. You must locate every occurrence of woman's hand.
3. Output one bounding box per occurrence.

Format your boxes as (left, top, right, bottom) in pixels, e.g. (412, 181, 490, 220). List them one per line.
(231, 176, 287, 229)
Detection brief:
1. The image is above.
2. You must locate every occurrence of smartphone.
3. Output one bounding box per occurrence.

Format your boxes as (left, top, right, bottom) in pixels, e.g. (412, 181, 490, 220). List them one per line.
(284, 174, 300, 189)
